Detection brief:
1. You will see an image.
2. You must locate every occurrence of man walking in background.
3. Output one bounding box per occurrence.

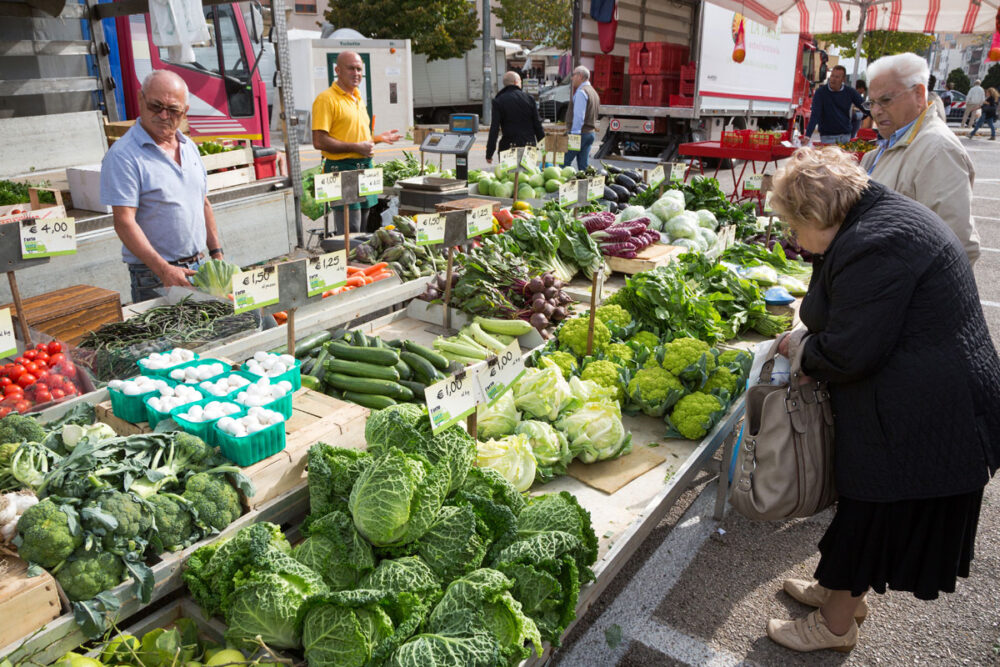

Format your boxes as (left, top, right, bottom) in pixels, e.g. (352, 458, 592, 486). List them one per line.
(964, 80, 986, 128)
(804, 65, 868, 144)
(485, 71, 545, 164)
(563, 66, 600, 171)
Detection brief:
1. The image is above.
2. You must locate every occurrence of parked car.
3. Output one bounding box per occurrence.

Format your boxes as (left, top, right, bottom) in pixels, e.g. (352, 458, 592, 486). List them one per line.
(934, 89, 967, 123)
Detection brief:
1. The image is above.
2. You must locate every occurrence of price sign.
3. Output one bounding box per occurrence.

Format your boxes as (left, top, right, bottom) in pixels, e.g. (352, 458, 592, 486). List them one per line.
(499, 149, 517, 170)
(466, 205, 493, 237)
(314, 172, 342, 203)
(567, 133, 582, 151)
(19, 217, 76, 258)
(587, 175, 605, 202)
(647, 165, 665, 188)
(358, 168, 384, 196)
(743, 173, 763, 192)
(415, 213, 446, 246)
(306, 251, 347, 297)
(475, 340, 526, 406)
(763, 191, 774, 215)
(425, 371, 480, 434)
(232, 266, 279, 314)
(670, 162, 687, 183)
(0, 308, 17, 359)
(559, 180, 578, 208)
(520, 145, 538, 170)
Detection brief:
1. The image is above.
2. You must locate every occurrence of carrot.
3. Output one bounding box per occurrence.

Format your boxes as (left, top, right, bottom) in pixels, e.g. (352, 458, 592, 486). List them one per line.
(345, 276, 367, 288)
(363, 262, 389, 276)
(368, 271, 392, 282)
(347, 266, 364, 276)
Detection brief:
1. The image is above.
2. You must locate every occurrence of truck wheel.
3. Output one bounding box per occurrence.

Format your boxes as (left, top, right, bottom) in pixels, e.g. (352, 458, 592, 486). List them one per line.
(432, 109, 451, 124)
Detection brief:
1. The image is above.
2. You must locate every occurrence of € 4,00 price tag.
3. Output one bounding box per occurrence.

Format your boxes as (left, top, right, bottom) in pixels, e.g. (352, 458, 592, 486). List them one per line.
(232, 266, 279, 314)
(647, 165, 665, 188)
(587, 175, 605, 202)
(0, 308, 17, 358)
(415, 213, 446, 246)
(358, 168, 384, 197)
(20, 217, 76, 258)
(475, 340, 526, 406)
(467, 205, 493, 237)
(559, 180, 578, 208)
(307, 250, 347, 297)
(425, 371, 480, 434)
(314, 172, 342, 203)
(567, 133, 582, 151)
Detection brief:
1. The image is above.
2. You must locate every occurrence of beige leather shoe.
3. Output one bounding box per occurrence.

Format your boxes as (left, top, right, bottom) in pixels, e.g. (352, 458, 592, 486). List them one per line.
(782, 578, 869, 625)
(767, 609, 858, 653)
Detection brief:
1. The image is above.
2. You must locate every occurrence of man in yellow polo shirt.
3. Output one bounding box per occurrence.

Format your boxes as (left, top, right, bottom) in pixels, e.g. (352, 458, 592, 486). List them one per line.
(312, 51, 400, 234)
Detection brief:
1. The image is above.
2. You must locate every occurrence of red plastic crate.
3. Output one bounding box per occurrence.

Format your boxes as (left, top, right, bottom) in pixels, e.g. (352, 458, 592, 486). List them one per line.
(680, 80, 695, 96)
(594, 54, 626, 74)
(629, 42, 689, 75)
(597, 89, 623, 105)
(669, 94, 693, 107)
(594, 69, 625, 90)
(680, 62, 697, 82)
(747, 131, 778, 150)
(628, 74, 679, 107)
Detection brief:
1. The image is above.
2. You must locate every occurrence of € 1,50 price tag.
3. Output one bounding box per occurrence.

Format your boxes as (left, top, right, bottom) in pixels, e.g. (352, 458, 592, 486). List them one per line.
(670, 162, 687, 183)
(358, 168, 384, 197)
(415, 213, 446, 246)
(567, 133, 582, 151)
(559, 180, 578, 208)
(0, 308, 17, 358)
(587, 175, 605, 202)
(314, 172, 342, 203)
(20, 217, 76, 258)
(307, 250, 347, 297)
(232, 266, 279, 314)
(475, 339, 526, 406)
(466, 205, 493, 237)
(425, 371, 481, 434)
(499, 149, 517, 170)
(647, 165, 665, 188)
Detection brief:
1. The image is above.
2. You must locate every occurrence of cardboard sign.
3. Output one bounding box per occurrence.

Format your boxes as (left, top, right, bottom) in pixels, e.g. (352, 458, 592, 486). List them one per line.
(0, 308, 17, 359)
(425, 371, 480, 433)
(587, 176, 605, 202)
(743, 173, 763, 192)
(670, 162, 687, 183)
(358, 168, 384, 196)
(314, 172, 342, 203)
(415, 213, 446, 246)
(306, 251, 347, 297)
(520, 145, 539, 170)
(232, 266, 279, 314)
(647, 165, 665, 188)
(475, 340, 526, 406)
(559, 181, 578, 208)
(19, 217, 76, 258)
(499, 149, 517, 170)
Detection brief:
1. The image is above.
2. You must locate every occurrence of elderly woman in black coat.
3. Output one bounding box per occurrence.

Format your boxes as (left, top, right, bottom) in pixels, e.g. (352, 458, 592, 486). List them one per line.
(765, 146, 1000, 653)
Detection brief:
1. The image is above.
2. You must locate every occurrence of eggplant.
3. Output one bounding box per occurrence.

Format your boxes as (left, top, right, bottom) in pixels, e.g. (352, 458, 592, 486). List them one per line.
(609, 184, 631, 200)
(602, 187, 619, 203)
(634, 183, 648, 192)
(615, 174, 637, 190)
(623, 170, 642, 182)
(602, 162, 622, 174)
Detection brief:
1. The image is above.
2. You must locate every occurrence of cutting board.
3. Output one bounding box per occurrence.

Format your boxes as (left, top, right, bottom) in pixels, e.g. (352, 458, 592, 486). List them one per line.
(567, 444, 668, 494)
(605, 243, 685, 274)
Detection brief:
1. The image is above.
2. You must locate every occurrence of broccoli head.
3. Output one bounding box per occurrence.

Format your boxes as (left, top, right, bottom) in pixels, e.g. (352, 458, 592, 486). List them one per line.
(16, 497, 83, 569)
(669, 392, 723, 440)
(580, 360, 625, 403)
(627, 367, 686, 416)
(604, 343, 634, 363)
(544, 351, 578, 379)
(557, 317, 611, 357)
(55, 547, 125, 601)
(595, 304, 632, 329)
(148, 493, 199, 552)
(661, 338, 716, 378)
(704, 367, 738, 396)
(130, 432, 215, 499)
(0, 414, 46, 445)
(182, 472, 241, 531)
(82, 491, 152, 555)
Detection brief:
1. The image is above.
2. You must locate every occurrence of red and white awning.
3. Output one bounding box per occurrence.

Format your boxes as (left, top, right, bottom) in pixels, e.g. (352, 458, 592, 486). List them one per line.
(708, 1, 1000, 35)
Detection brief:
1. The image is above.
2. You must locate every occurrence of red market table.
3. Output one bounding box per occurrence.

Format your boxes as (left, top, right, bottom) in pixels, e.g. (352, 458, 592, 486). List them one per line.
(677, 140, 784, 203)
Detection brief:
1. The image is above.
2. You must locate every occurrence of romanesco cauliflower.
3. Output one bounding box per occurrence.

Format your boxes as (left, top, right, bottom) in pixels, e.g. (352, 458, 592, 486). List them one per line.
(595, 304, 632, 328)
(661, 338, 716, 378)
(580, 360, 624, 402)
(717, 349, 751, 368)
(544, 350, 579, 379)
(703, 367, 738, 396)
(558, 317, 611, 357)
(669, 392, 723, 440)
(629, 330, 660, 350)
(627, 367, 685, 416)
(604, 343, 634, 363)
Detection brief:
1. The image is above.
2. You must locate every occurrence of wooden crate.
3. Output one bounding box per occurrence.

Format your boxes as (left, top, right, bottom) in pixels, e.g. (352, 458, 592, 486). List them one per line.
(0, 555, 63, 649)
(0, 285, 122, 346)
(199, 144, 255, 191)
(605, 243, 685, 274)
(434, 197, 501, 214)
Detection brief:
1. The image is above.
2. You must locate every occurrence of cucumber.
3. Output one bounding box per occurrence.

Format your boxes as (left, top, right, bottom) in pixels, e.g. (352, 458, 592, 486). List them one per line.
(324, 358, 400, 382)
(403, 340, 450, 370)
(300, 374, 322, 391)
(324, 373, 414, 401)
(326, 341, 399, 366)
(343, 391, 397, 409)
(267, 343, 287, 355)
(294, 331, 332, 358)
(398, 379, 427, 397)
(400, 351, 438, 385)
(394, 359, 412, 380)
(351, 330, 369, 347)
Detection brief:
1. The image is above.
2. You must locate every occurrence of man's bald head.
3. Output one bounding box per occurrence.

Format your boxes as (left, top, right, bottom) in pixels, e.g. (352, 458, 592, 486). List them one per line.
(335, 51, 365, 92)
(502, 71, 521, 87)
(142, 70, 188, 104)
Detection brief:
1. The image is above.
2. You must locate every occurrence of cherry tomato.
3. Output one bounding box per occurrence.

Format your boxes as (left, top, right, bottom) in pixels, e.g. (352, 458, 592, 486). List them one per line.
(14, 357, 27, 366)
(47, 341, 63, 354)
(23, 362, 39, 375)
(35, 351, 49, 363)
(14, 400, 32, 414)
(35, 371, 49, 382)
(0, 377, 10, 388)
(34, 389, 52, 404)
(59, 361, 76, 377)
(16, 373, 36, 388)
(34, 360, 47, 371)
(3, 384, 23, 397)
(22, 350, 38, 361)
(8, 365, 24, 381)
(50, 388, 65, 400)
(46, 373, 64, 386)
(35, 342, 48, 351)
(61, 383, 77, 396)
(48, 353, 65, 366)
(0, 406, 11, 418)
(32, 380, 47, 391)
(2, 363, 14, 375)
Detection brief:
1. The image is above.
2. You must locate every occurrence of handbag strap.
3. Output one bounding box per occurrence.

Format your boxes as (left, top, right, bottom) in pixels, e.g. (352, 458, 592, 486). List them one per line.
(755, 337, 784, 385)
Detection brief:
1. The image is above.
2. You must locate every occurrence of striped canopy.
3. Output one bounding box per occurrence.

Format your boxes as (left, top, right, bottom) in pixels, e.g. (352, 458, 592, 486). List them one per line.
(709, 1, 1000, 35)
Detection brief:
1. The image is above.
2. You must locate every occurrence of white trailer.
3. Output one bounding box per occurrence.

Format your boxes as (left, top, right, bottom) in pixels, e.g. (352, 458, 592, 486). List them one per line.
(411, 40, 507, 124)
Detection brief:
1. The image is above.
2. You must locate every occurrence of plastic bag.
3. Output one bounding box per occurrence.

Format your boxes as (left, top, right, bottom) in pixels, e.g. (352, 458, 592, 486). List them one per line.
(749, 340, 789, 387)
(149, 0, 211, 63)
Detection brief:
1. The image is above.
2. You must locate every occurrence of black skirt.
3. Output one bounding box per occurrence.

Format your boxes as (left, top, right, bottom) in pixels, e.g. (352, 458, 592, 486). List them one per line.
(813, 489, 984, 601)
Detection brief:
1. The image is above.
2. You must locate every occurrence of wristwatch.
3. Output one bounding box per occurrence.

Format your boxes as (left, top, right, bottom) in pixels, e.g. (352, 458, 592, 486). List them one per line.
(209, 248, 223, 258)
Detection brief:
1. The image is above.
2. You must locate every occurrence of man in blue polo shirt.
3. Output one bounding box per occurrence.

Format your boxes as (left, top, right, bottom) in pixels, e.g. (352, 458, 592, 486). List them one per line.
(101, 69, 223, 303)
(804, 65, 868, 144)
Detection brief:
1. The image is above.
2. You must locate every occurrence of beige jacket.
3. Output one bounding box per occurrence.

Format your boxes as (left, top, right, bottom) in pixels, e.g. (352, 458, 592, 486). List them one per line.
(861, 104, 980, 265)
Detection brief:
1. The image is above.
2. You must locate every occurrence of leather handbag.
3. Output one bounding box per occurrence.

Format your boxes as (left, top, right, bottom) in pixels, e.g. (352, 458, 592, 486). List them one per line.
(730, 330, 837, 521)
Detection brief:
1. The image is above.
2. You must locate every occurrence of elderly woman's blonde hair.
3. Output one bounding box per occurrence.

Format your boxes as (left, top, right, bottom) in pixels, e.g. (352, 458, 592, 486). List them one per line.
(770, 147, 869, 230)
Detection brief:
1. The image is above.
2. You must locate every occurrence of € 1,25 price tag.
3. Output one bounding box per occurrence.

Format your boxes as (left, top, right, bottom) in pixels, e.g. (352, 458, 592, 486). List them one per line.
(559, 180, 578, 208)
(314, 172, 342, 203)
(358, 168, 384, 196)
(475, 339, 526, 406)
(567, 133, 582, 151)
(466, 205, 493, 237)
(415, 213, 446, 246)
(0, 308, 17, 358)
(647, 165, 665, 188)
(307, 250, 347, 297)
(232, 266, 279, 315)
(20, 217, 76, 258)
(587, 175, 605, 201)
(424, 371, 481, 434)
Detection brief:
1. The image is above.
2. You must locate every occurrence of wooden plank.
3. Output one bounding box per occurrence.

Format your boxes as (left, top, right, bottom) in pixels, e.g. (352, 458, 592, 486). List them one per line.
(0, 285, 123, 346)
(0, 556, 63, 649)
(0, 111, 107, 179)
(95, 400, 151, 436)
(206, 166, 255, 192)
(605, 243, 685, 274)
(434, 197, 500, 213)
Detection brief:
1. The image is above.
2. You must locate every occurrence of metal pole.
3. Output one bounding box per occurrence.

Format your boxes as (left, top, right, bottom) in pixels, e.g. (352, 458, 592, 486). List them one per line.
(482, 0, 492, 125)
(271, 0, 305, 248)
(852, 3, 869, 85)
(572, 0, 582, 67)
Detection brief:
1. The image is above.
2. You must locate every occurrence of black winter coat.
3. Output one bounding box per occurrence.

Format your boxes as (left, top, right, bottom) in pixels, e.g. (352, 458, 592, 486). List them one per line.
(799, 182, 1000, 502)
(485, 86, 545, 160)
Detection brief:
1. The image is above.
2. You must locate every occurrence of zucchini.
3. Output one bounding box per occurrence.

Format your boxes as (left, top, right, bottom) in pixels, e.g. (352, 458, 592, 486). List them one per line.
(324, 358, 400, 382)
(324, 373, 414, 401)
(300, 374, 322, 391)
(400, 351, 438, 385)
(294, 331, 332, 358)
(312, 348, 330, 380)
(371, 337, 385, 348)
(402, 340, 450, 370)
(300, 357, 316, 376)
(398, 379, 427, 397)
(385, 339, 404, 348)
(326, 341, 399, 366)
(351, 330, 369, 347)
(394, 359, 412, 381)
(268, 343, 287, 355)
(343, 391, 397, 409)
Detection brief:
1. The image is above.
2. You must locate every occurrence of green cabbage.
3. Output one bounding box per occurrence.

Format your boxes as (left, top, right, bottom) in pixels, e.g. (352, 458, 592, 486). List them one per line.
(650, 190, 685, 225)
(410, 504, 488, 581)
(191, 259, 240, 298)
(475, 434, 537, 492)
(618, 205, 646, 222)
(556, 402, 632, 464)
(512, 364, 578, 421)
(567, 376, 620, 412)
(695, 209, 718, 230)
(664, 211, 700, 240)
(514, 420, 571, 482)
(293, 510, 375, 591)
(696, 227, 717, 249)
(476, 392, 520, 440)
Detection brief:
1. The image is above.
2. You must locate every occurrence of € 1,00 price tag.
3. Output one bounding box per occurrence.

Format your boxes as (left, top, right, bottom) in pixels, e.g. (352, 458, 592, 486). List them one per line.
(307, 251, 347, 297)
(20, 217, 76, 258)
(559, 180, 578, 208)
(763, 191, 775, 215)
(475, 340, 526, 406)
(466, 205, 493, 237)
(425, 371, 480, 434)
(587, 175, 604, 201)
(647, 165, 665, 188)
(0, 308, 17, 358)
(415, 213, 446, 246)
(232, 266, 279, 314)
(358, 168, 384, 196)
(314, 172, 342, 203)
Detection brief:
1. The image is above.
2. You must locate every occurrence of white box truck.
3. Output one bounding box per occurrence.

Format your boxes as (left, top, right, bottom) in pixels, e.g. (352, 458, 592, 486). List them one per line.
(411, 40, 507, 124)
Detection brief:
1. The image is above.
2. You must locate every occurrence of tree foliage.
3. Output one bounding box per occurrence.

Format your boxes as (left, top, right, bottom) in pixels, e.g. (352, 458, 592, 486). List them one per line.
(816, 31, 934, 62)
(947, 67, 971, 94)
(494, 0, 572, 51)
(323, 0, 480, 61)
(981, 63, 1000, 92)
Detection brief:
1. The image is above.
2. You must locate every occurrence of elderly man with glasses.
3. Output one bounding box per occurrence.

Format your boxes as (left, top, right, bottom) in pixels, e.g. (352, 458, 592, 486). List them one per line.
(861, 54, 980, 265)
(100, 69, 224, 303)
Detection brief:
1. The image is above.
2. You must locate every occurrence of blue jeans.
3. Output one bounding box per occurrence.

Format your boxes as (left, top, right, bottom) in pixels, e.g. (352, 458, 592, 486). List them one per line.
(563, 132, 596, 171)
(820, 133, 852, 145)
(128, 259, 202, 304)
(969, 115, 996, 139)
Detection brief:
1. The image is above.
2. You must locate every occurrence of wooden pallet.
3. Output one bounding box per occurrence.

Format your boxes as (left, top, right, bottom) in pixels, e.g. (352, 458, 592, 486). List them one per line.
(605, 243, 685, 274)
(0, 555, 63, 649)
